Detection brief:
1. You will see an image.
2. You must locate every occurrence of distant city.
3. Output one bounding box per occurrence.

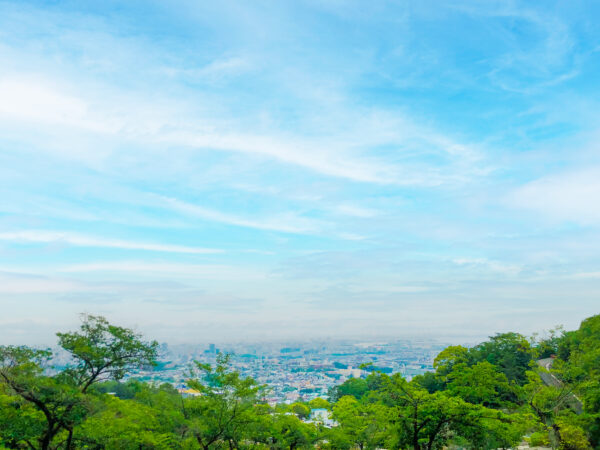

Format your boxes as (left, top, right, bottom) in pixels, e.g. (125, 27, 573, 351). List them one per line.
(117, 339, 448, 405)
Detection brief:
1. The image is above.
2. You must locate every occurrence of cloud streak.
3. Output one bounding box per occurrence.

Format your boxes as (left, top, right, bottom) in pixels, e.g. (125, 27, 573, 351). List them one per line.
(0, 0, 599, 343)
(156, 195, 324, 234)
(508, 167, 600, 225)
(0, 231, 221, 254)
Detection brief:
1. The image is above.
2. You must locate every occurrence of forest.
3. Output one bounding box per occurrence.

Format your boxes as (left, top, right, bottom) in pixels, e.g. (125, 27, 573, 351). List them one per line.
(1, 313, 599, 449)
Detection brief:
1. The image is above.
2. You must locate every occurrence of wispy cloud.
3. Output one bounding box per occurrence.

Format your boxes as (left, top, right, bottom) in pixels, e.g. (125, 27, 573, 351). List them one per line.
(57, 261, 268, 281)
(334, 203, 380, 218)
(452, 258, 523, 276)
(447, 2, 579, 93)
(567, 271, 600, 280)
(156, 195, 324, 234)
(0, 271, 82, 294)
(0, 231, 221, 254)
(0, 0, 599, 343)
(508, 167, 600, 225)
(0, 74, 480, 186)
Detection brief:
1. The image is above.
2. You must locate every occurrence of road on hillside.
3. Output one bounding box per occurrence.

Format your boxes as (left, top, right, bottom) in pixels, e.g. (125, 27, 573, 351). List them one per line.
(536, 358, 583, 414)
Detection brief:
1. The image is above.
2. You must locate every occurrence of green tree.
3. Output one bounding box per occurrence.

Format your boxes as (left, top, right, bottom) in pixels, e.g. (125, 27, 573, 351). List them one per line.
(57, 314, 159, 393)
(270, 413, 318, 449)
(555, 416, 592, 450)
(75, 395, 178, 449)
(531, 314, 600, 447)
(412, 372, 444, 394)
(470, 332, 533, 384)
(131, 382, 187, 443)
(0, 390, 45, 448)
(0, 315, 158, 450)
(308, 397, 330, 410)
(524, 367, 585, 448)
(0, 346, 85, 450)
(330, 395, 387, 450)
(532, 326, 565, 359)
(290, 402, 310, 420)
(432, 345, 469, 378)
(379, 374, 519, 450)
(328, 377, 368, 402)
(183, 354, 267, 449)
(446, 361, 517, 407)
(92, 379, 146, 399)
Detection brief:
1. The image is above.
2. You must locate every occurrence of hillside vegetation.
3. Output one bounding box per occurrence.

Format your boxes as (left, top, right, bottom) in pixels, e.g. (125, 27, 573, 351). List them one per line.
(1, 314, 599, 449)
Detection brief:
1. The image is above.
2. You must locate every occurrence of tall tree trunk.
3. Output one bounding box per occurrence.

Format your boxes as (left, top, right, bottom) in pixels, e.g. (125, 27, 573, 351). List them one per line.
(413, 408, 420, 450)
(552, 423, 562, 448)
(40, 421, 57, 450)
(40, 433, 51, 450)
(66, 428, 74, 450)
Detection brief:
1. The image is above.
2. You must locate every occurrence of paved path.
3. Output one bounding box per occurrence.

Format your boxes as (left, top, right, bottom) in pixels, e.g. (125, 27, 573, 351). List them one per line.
(536, 358, 583, 414)
(537, 358, 554, 371)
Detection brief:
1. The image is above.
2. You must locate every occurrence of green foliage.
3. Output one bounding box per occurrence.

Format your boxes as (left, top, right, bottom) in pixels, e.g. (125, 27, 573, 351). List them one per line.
(433, 345, 469, 377)
(0, 345, 88, 449)
(308, 397, 329, 410)
(330, 395, 388, 449)
(470, 332, 533, 384)
(412, 371, 444, 394)
(184, 353, 268, 449)
(269, 413, 318, 449)
(290, 402, 310, 419)
(2, 313, 600, 449)
(76, 395, 178, 449)
(0, 315, 160, 450)
(446, 361, 517, 407)
(92, 379, 146, 399)
(556, 417, 592, 449)
(532, 326, 565, 359)
(57, 314, 159, 392)
(328, 376, 368, 401)
(529, 430, 550, 447)
(0, 392, 45, 448)
(376, 373, 523, 450)
(550, 314, 600, 447)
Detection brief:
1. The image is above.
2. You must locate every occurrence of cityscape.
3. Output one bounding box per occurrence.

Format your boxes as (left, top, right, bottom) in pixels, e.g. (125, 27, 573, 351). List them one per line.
(129, 339, 445, 405)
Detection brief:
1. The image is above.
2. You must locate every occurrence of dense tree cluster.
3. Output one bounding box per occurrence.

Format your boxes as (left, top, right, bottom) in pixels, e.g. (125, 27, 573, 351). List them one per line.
(1, 313, 600, 449)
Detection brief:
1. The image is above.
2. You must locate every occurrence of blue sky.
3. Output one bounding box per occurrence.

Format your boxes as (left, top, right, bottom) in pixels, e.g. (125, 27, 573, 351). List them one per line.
(1, 0, 600, 344)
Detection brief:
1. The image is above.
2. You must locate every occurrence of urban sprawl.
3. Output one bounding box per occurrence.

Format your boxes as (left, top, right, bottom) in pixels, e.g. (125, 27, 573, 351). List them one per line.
(120, 339, 446, 405)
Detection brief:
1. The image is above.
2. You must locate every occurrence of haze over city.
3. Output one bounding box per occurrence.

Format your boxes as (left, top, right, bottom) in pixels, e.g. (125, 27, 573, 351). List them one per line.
(2, 0, 600, 345)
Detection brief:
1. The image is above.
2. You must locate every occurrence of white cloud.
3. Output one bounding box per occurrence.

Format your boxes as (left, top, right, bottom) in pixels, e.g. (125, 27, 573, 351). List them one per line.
(508, 167, 600, 224)
(452, 257, 522, 276)
(58, 261, 268, 281)
(0, 77, 119, 133)
(335, 204, 380, 218)
(0, 75, 398, 183)
(567, 271, 600, 279)
(0, 70, 484, 186)
(157, 195, 323, 234)
(0, 230, 221, 254)
(336, 232, 367, 241)
(157, 131, 403, 184)
(164, 56, 251, 80)
(0, 272, 81, 294)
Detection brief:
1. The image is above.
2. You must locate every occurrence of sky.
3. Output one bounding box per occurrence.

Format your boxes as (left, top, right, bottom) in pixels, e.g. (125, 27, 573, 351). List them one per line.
(1, 0, 600, 345)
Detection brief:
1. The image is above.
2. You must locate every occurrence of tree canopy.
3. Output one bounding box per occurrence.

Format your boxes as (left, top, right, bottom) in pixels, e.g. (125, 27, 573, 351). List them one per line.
(2, 313, 600, 449)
